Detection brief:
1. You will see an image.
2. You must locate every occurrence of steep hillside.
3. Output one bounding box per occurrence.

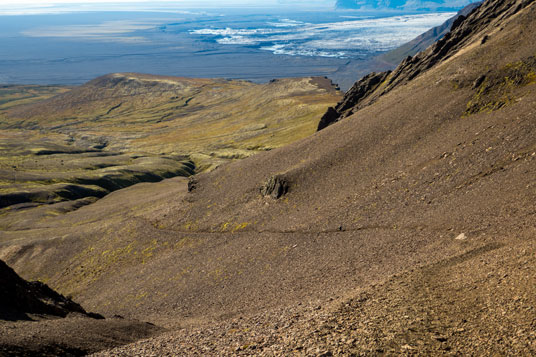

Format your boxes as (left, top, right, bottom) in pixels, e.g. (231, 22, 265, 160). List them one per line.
(319, 0, 529, 128)
(0, 259, 94, 321)
(330, 2, 480, 91)
(1, 0, 535, 354)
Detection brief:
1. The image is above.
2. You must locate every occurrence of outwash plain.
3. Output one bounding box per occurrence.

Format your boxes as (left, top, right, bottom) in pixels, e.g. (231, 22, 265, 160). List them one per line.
(1, 0, 536, 355)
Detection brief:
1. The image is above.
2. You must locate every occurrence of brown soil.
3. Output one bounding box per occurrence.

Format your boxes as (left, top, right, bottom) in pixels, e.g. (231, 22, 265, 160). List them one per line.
(1, 0, 535, 355)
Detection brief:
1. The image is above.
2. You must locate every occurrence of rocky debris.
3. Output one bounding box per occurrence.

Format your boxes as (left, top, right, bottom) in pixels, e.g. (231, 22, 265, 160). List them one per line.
(0, 259, 103, 321)
(187, 177, 198, 192)
(0, 316, 163, 357)
(317, 71, 391, 130)
(94, 240, 536, 356)
(261, 175, 289, 199)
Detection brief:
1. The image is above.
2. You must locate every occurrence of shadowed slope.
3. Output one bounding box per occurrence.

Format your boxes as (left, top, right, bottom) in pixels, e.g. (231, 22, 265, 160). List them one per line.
(0, 259, 162, 356)
(0, 259, 93, 321)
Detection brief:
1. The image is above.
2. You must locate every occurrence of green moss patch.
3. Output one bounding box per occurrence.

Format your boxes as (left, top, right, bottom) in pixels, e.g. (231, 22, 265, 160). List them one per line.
(465, 56, 536, 115)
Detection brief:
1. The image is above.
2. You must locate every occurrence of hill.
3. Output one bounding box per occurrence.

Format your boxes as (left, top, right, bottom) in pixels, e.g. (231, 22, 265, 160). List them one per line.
(0, 75, 340, 230)
(1, 0, 536, 354)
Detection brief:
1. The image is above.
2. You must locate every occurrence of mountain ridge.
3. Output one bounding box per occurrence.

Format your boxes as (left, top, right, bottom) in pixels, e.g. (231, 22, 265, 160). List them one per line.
(378, 1, 482, 66)
(319, 0, 530, 129)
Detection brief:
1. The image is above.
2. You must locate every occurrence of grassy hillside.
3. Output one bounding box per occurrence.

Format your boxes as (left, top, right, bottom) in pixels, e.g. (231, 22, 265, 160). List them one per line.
(0, 74, 340, 225)
(0, 85, 71, 110)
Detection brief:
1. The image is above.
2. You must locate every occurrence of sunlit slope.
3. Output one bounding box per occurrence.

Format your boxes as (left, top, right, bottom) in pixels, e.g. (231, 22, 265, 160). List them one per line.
(0, 85, 71, 111)
(0, 74, 340, 214)
(5, 74, 339, 157)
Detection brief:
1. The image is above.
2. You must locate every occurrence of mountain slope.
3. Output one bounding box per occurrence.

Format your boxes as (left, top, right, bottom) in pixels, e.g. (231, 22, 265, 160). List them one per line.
(1, 0, 535, 354)
(0, 259, 94, 321)
(330, 2, 480, 94)
(319, 0, 528, 129)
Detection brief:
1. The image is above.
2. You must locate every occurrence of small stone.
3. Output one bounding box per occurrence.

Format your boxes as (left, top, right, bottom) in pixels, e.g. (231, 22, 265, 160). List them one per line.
(434, 336, 448, 342)
(472, 75, 486, 89)
(455, 233, 467, 240)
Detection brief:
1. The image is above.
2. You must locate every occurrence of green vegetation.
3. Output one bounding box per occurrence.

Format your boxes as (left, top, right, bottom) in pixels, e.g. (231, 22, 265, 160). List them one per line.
(465, 56, 536, 115)
(0, 85, 71, 110)
(0, 74, 340, 220)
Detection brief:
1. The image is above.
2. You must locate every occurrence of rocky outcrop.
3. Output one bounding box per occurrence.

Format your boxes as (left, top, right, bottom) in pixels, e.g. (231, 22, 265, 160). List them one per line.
(317, 71, 391, 130)
(261, 175, 289, 199)
(379, 2, 483, 67)
(0, 259, 103, 321)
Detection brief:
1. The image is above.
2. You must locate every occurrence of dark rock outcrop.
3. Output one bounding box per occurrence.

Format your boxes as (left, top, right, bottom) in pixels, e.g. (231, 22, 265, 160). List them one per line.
(261, 176, 289, 199)
(317, 107, 341, 131)
(188, 177, 198, 192)
(317, 71, 391, 130)
(0, 259, 103, 321)
(379, 2, 483, 67)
